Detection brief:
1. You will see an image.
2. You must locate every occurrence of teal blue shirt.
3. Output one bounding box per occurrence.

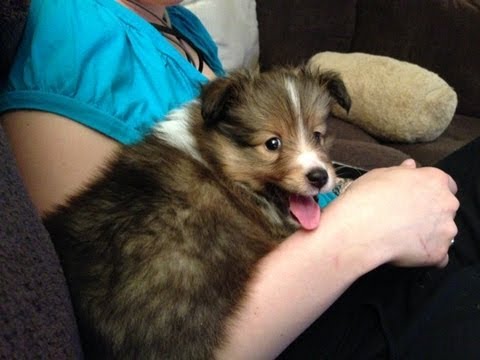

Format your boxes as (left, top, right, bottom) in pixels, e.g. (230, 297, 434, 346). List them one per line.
(0, 0, 337, 207)
(318, 191, 337, 208)
(0, 0, 224, 144)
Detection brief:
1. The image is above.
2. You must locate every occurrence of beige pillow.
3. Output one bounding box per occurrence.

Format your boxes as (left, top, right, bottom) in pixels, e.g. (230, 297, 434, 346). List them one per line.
(308, 52, 458, 143)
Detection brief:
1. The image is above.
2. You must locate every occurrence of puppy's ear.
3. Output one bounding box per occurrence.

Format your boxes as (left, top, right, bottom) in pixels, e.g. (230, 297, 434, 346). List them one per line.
(320, 71, 352, 113)
(304, 66, 352, 113)
(200, 71, 251, 127)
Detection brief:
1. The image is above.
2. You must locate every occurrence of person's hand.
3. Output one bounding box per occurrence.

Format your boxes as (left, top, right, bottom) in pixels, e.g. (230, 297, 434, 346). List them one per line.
(324, 159, 459, 269)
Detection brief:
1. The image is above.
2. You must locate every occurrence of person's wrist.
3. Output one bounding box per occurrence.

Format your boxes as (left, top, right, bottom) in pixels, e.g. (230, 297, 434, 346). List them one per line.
(312, 201, 389, 278)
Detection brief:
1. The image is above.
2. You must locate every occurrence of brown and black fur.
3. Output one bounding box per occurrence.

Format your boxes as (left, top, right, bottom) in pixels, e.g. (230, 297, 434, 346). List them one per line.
(44, 66, 351, 359)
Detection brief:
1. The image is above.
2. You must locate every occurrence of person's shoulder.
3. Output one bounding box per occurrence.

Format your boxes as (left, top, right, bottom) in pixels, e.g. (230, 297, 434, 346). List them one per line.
(25, 0, 129, 56)
(29, 0, 114, 29)
(10, 0, 137, 95)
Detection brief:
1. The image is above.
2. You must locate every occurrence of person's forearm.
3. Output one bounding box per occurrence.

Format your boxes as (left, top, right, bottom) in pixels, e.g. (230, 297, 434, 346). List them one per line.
(216, 206, 382, 359)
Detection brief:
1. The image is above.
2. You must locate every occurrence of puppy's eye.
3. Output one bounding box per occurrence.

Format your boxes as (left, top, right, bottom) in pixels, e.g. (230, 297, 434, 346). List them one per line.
(313, 131, 324, 144)
(265, 137, 282, 151)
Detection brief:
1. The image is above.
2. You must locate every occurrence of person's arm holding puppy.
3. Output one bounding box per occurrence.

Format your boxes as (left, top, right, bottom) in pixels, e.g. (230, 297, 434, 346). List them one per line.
(216, 159, 458, 359)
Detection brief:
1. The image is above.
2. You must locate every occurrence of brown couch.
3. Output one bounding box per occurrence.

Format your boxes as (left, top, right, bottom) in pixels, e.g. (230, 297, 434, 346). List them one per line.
(257, 0, 480, 169)
(1, 0, 479, 357)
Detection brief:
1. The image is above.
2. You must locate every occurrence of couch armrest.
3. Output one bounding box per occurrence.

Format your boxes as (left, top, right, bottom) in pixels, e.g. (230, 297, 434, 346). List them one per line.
(0, 124, 83, 358)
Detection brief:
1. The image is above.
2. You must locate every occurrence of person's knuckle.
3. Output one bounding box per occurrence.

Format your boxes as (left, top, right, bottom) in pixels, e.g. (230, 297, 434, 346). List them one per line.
(451, 196, 460, 212)
(448, 222, 458, 238)
(441, 196, 459, 214)
(433, 244, 449, 263)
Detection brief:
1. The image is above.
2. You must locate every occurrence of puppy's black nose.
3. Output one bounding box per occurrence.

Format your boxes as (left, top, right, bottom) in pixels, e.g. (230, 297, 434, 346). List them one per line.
(306, 168, 328, 189)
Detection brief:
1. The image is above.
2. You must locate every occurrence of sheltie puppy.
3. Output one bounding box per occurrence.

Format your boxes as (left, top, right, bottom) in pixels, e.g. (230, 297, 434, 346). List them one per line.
(44, 66, 351, 359)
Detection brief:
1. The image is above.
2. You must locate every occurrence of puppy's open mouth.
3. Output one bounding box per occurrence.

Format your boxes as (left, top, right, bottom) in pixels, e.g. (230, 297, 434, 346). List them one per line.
(289, 194, 320, 231)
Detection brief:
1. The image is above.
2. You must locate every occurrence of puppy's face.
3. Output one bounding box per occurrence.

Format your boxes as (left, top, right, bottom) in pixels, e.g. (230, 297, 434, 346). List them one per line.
(199, 67, 351, 200)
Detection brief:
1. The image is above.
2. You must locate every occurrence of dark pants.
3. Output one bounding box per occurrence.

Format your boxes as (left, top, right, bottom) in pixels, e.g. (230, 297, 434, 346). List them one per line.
(279, 138, 480, 360)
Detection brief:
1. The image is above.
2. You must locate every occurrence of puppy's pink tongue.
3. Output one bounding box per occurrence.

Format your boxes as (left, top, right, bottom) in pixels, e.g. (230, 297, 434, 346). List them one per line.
(289, 195, 320, 230)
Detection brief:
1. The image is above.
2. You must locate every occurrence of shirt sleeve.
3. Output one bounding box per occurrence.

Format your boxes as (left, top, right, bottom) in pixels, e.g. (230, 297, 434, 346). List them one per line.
(0, 0, 224, 145)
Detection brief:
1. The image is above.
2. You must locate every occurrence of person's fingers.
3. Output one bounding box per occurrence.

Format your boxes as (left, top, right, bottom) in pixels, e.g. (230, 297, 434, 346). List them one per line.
(400, 158, 417, 168)
(447, 175, 458, 194)
(437, 253, 450, 268)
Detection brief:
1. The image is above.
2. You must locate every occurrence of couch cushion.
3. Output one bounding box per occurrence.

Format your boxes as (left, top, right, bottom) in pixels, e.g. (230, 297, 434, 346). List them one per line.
(329, 114, 480, 168)
(351, 0, 480, 118)
(0, 125, 83, 358)
(390, 114, 480, 166)
(256, 0, 357, 70)
(0, 0, 30, 81)
(328, 116, 411, 170)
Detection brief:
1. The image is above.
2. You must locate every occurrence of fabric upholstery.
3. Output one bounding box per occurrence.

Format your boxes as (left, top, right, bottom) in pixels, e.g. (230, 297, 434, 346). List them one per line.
(0, 0, 29, 80)
(257, 0, 357, 69)
(0, 125, 83, 359)
(256, 0, 480, 168)
(351, 0, 480, 118)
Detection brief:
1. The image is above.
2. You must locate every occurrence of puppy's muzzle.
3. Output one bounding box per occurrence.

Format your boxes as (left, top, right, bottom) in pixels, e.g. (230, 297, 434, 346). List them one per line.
(306, 168, 329, 190)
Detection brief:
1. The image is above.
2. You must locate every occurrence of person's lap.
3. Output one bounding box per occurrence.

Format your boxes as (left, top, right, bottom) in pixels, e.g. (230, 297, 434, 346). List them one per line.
(279, 137, 480, 359)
